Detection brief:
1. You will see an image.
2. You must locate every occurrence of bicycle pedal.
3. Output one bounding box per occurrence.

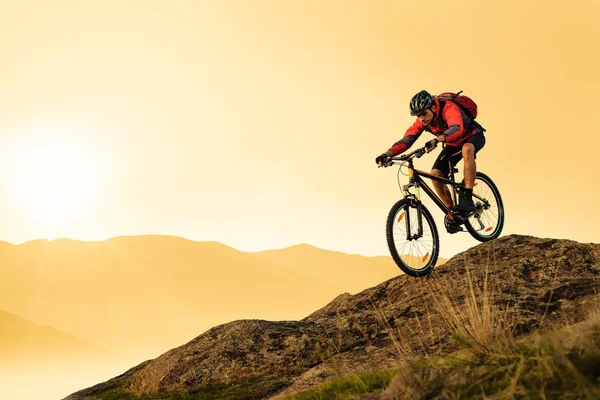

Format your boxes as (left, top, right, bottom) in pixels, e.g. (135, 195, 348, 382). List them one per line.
(449, 214, 465, 223)
(446, 224, 464, 234)
(444, 214, 464, 234)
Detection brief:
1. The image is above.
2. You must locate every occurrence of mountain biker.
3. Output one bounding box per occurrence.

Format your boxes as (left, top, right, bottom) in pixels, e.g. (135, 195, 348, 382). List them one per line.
(375, 90, 486, 225)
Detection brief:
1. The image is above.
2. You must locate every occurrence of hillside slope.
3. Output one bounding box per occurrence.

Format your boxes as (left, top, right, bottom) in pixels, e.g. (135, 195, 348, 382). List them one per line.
(65, 234, 600, 399)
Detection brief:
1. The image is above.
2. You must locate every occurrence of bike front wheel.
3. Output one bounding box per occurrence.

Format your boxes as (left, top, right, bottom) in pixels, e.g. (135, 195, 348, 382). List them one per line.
(463, 172, 504, 242)
(386, 199, 440, 278)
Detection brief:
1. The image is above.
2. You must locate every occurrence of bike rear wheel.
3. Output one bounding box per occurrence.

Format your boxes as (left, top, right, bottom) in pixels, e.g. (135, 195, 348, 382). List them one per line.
(386, 199, 440, 278)
(463, 172, 504, 241)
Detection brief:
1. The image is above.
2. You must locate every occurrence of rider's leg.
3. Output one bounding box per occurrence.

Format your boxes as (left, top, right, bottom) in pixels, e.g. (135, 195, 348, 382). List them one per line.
(462, 143, 476, 189)
(431, 146, 458, 209)
(457, 141, 480, 213)
(462, 133, 486, 189)
(431, 169, 453, 209)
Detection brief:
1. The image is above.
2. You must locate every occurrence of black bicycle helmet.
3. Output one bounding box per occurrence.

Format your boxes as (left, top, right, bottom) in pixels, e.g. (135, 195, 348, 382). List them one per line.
(409, 90, 434, 116)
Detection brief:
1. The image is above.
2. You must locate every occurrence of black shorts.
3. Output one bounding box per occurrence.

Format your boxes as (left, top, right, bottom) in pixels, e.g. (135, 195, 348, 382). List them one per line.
(431, 133, 486, 177)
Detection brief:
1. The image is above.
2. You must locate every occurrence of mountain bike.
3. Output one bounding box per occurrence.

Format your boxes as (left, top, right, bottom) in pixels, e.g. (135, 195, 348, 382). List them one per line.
(380, 140, 504, 277)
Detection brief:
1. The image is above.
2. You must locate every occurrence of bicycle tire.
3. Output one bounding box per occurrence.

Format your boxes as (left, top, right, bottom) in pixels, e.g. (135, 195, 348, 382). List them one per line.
(386, 198, 440, 277)
(463, 172, 504, 242)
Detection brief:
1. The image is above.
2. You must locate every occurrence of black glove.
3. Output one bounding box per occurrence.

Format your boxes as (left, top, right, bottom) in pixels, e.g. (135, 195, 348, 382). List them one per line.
(425, 138, 438, 150)
(375, 153, 388, 166)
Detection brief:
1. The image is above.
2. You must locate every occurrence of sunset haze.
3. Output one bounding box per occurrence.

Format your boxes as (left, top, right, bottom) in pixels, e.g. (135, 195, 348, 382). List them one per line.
(1, 1, 599, 399)
(1, 0, 598, 258)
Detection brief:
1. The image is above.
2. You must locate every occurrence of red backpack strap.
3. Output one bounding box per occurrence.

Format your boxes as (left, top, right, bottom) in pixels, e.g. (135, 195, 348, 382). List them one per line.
(437, 91, 461, 101)
(436, 98, 449, 130)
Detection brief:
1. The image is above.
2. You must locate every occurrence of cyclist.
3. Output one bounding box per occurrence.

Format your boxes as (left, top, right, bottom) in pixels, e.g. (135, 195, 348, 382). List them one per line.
(376, 90, 486, 225)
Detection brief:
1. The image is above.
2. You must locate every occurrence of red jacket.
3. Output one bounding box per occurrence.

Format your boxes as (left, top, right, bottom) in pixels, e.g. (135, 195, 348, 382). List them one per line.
(388, 97, 481, 156)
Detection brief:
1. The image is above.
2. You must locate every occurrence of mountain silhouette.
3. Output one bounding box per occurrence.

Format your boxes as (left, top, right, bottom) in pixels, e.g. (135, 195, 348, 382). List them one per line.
(252, 243, 447, 294)
(0, 308, 110, 364)
(0, 307, 128, 400)
(0, 235, 408, 360)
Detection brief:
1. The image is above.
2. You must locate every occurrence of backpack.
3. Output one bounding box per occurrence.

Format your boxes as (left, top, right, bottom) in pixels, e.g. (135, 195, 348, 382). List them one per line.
(425, 90, 485, 133)
(436, 91, 478, 119)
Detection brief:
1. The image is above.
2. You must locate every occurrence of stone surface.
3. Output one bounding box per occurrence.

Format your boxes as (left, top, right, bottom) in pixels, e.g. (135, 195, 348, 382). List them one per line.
(65, 234, 600, 400)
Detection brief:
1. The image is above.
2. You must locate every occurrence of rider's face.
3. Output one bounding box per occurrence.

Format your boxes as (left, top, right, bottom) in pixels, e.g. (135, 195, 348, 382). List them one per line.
(417, 108, 434, 125)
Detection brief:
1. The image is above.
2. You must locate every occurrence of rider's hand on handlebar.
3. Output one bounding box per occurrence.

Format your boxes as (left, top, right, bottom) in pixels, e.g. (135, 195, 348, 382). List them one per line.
(375, 153, 388, 167)
(424, 136, 446, 153)
(424, 138, 438, 153)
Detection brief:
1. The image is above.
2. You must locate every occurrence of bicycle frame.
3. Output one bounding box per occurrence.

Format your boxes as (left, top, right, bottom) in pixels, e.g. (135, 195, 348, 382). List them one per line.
(403, 161, 461, 218)
(392, 148, 489, 239)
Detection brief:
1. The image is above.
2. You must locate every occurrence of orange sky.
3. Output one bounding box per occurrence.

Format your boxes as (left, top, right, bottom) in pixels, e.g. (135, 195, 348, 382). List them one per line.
(0, 0, 598, 258)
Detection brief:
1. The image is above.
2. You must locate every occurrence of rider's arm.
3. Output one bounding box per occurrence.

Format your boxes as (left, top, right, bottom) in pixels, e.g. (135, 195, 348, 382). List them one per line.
(385, 120, 424, 157)
(440, 102, 465, 142)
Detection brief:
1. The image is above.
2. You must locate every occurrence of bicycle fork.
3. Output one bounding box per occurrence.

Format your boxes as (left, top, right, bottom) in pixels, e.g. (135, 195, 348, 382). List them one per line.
(403, 201, 424, 240)
(401, 168, 424, 240)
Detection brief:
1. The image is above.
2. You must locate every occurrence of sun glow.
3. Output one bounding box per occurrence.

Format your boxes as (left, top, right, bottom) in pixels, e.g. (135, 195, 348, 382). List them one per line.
(1, 122, 112, 238)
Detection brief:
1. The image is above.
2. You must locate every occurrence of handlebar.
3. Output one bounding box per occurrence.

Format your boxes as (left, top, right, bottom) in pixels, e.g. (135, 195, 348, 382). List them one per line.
(382, 138, 439, 168)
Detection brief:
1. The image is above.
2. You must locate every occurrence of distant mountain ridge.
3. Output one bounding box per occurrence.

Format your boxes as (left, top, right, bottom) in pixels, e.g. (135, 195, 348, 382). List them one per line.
(0, 234, 410, 360)
(0, 308, 110, 363)
(252, 243, 447, 294)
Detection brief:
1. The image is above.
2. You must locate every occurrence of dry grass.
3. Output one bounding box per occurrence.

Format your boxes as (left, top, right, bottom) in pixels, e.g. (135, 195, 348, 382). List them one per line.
(381, 262, 600, 399)
(428, 262, 516, 353)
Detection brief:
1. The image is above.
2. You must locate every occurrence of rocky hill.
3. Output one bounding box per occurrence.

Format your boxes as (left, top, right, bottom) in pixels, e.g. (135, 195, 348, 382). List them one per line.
(64, 234, 600, 399)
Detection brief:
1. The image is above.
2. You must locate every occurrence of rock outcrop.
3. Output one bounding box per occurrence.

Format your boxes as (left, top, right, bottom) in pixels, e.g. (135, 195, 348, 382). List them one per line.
(65, 234, 600, 400)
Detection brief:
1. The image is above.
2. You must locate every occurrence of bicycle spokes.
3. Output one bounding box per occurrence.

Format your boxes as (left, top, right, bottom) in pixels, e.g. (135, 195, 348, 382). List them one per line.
(464, 173, 504, 241)
(390, 202, 437, 272)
